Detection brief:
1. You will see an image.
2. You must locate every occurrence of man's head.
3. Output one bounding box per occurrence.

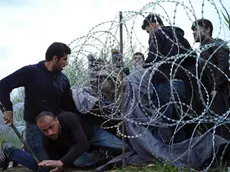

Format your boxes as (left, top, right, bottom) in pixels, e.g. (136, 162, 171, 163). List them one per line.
(36, 111, 61, 140)
(45, 42, 71, 73)
(111, 49, 122, 64)
(191, 19, 213, 42)
(142, 13, 164, 33)
(133, 52, 145, 65)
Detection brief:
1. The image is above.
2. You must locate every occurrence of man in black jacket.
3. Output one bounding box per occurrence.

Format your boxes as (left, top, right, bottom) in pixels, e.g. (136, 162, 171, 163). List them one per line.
(191, 18, 230, 139)
(0, 112, 126, 172)
(142, 13, 195, 143)
(0, 42, 76, 162)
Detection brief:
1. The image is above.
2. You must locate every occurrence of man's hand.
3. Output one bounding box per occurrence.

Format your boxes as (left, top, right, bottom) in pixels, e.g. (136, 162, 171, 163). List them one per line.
(50, 167, 63, 172)
(38, 160, 63, 170)
(211, 90, 217, 98)
(3, 111, 13, 126)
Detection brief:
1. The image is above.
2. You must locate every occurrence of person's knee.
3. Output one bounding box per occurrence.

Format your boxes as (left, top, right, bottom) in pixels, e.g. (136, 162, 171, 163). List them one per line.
(2, 142, 16, 158)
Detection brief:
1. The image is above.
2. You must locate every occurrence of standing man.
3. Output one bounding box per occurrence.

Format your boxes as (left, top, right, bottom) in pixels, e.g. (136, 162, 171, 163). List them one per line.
(191, 19, 230, 139)
(141, 13, 195, 143)
(0, 42, 76, 162)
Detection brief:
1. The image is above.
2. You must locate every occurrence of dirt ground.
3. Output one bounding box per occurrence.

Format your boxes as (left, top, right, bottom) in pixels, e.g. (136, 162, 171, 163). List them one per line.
(2, 162, 95, 172)
(3, 166, 95, 172)
(3, 166, 31, 172)
(0, 148, 100, 172)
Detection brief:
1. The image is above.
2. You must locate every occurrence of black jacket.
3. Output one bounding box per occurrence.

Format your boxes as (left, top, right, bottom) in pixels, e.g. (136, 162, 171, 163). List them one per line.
(145, 26, 195, 85)
(0, 61, 76, 122)
(199, 38, 229, 92)
(44, 112, 94, 165)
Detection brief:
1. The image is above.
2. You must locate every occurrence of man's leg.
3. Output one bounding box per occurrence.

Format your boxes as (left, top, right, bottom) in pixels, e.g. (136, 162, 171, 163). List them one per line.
(156, 80, 187, 143)
(156, 82, 173, 143)
(25, 123, 49, 161)
(208, 91, 230, 140)
(73, 125, 129, 167)
(90, 125, 129, 152)
(2, 142, 38, 171)
(73, 152, 103, 167)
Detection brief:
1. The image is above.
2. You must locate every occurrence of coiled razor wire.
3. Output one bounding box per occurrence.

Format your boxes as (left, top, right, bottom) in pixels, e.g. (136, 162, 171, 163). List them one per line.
(67, 0, 230, 171)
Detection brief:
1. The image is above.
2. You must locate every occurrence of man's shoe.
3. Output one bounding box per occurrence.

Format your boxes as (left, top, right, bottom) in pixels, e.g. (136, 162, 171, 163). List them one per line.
(0, 142, 11, 171)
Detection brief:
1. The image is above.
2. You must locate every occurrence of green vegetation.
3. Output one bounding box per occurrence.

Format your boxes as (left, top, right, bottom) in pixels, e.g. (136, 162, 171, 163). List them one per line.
(110, 163, 227, 172)
(220, 2, 230, 30)
(0, 2, 229, 172)
(111, 164, 182, 172)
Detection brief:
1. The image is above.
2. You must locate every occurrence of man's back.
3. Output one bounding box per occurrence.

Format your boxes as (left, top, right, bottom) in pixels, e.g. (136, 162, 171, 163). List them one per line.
(44, 112, 94, 165)
(146, 26, 194, 84)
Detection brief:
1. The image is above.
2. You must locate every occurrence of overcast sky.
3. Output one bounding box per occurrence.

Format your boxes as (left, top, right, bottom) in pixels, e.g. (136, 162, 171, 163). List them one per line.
(0, 0, 229, 80)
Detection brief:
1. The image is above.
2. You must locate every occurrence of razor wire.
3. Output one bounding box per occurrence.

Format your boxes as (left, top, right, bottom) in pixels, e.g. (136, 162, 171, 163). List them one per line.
(67, 0, 230, 171)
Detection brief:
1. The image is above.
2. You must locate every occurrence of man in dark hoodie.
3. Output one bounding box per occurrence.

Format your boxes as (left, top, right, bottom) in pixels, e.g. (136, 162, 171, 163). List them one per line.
(191, 19, 230, 140)
(0, 42, 76, 163)
(142, 13, 195, 143)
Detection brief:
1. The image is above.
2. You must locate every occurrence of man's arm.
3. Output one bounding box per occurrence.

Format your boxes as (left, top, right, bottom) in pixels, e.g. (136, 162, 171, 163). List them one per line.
(0, 66, 31, 124)
(0, 66, 31, 110)
(59, 77, 78, 112)
(145, 31, 165, 64)
(213, 47, 229, 90)
(59, 113, 89, 165)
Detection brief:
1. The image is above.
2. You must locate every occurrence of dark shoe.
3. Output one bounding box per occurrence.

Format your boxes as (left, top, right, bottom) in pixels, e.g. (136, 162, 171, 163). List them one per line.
(0, 142, 11, 171)
(94, 149, 114, 167)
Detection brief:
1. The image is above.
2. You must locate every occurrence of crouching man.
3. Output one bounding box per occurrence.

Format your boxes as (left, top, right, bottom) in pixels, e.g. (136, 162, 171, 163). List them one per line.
(0, 112, 129, 171)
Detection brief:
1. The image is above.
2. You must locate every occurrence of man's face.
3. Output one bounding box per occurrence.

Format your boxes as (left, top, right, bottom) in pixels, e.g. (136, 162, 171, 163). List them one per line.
(37, 116, 60, 140)
(133, 55, 144, 65)
(192, 25, 209, 43)
(52, 54, 68, 73)
(144, 23, 159, 34)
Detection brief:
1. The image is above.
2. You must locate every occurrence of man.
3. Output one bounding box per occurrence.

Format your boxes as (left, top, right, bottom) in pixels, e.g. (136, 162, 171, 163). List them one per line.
(0, 111, 126, 171)
(0, 42, 76, 162)
(111, 48, 130, 75)
(191, 19, 230, 139)
(141, 13, 195, 143)
(132, 52, 145, 71)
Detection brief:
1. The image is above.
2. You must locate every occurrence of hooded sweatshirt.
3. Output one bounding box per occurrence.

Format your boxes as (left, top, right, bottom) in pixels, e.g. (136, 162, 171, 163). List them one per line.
(145, 26, 195, 85)
(0, 61, 76, 123)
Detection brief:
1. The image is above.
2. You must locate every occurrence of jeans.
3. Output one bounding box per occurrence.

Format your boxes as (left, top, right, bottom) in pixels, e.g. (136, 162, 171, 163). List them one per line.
(25, 123, 49, 161)
(155, 80, 187, 143)
(5, 123, 50, 172)
(5, 147, 38, 171)
(73, 125, 129, 167)
(5, 125, 128, 171)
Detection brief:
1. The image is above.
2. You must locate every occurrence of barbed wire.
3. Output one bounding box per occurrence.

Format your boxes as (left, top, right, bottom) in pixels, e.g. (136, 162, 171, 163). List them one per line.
(68, 0, 230, 171)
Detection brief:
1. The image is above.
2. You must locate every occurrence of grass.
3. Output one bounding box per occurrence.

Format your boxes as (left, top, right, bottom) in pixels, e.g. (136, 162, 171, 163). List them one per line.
(0, 136, 228, 172)
(0, 130, 22, 148)
(110, 164, 181, 172)
(0, 138, 3, 145)
(108, 162, 228, 172)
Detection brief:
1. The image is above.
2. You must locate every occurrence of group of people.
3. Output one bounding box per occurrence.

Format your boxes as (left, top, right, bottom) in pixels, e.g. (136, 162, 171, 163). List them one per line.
(0, 43, 129, 172)
(0, 13, 229, 172)
(133, 14, 230, 143)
